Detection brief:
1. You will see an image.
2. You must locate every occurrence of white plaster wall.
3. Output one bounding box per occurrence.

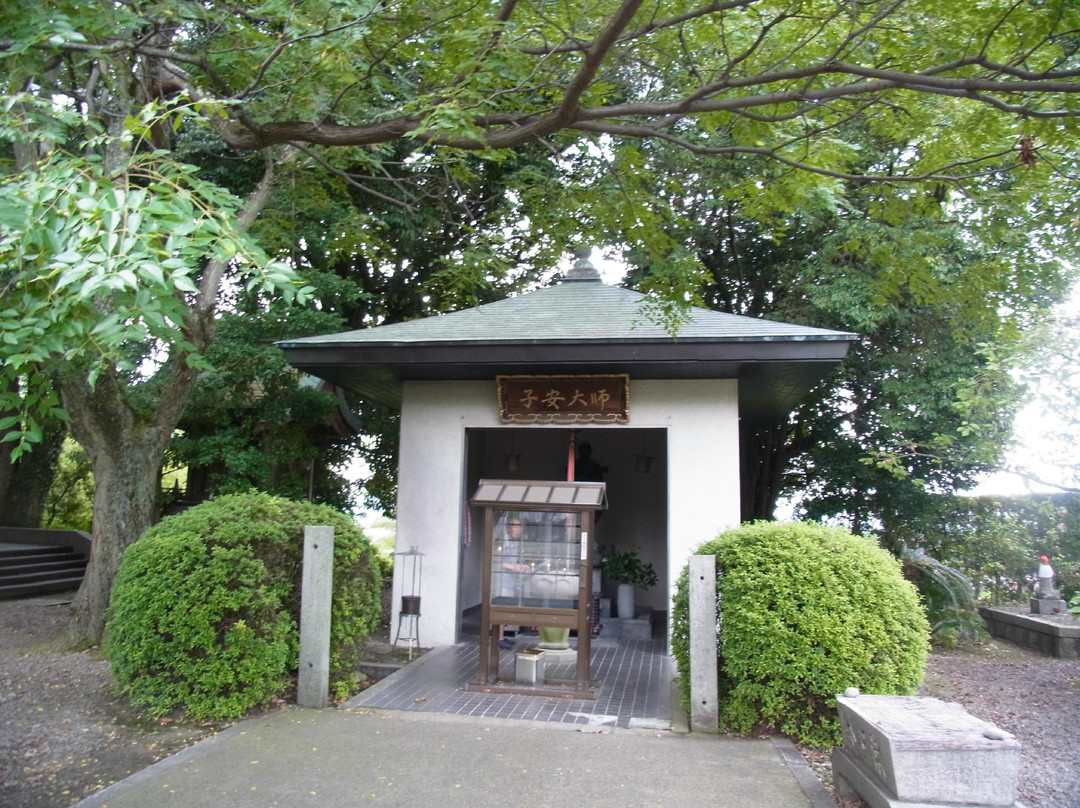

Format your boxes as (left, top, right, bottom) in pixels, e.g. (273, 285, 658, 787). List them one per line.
(392, 378, 740, 648)
(393, 382, 493, 647)
(631, 380, 741, 607)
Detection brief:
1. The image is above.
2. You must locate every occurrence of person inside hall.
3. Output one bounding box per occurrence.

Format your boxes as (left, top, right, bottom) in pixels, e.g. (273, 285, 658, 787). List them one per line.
(574, 441, 606, 482)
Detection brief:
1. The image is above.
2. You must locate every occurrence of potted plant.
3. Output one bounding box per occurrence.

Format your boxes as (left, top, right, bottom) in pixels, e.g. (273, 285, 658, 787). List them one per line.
(604, 550, 657, 619)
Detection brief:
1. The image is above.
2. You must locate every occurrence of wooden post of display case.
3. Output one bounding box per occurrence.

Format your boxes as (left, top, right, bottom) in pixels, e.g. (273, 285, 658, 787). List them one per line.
(478, 506, 495, 684)
(574, 508, 593, 695)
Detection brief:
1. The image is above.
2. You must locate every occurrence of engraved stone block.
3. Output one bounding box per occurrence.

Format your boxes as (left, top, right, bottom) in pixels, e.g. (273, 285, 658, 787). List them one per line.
(835, 694, 1020, 807)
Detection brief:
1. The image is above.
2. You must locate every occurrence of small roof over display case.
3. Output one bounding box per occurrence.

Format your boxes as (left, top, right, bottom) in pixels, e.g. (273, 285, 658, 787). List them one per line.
(470, 479, 607, 510)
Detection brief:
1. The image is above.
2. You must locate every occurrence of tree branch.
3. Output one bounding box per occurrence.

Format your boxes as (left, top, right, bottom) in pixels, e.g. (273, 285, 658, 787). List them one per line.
(236, 16, 379, 100)
(18, 6, 1080, 179)
(295, 145, 419, 212)
(192, 145, 298, 343)
(517, 0, 759, 56)
(553, 0, 645, 127)
(570, 120, 1020, 182)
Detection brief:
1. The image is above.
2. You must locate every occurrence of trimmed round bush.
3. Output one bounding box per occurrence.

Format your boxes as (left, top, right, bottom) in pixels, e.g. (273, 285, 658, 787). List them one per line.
(672, 522, 930, 747)
(106, 493, 382, 720)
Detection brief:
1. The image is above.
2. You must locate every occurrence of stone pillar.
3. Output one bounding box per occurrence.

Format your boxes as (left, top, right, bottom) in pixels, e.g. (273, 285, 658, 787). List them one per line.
(298, 526, 334, 708)
(689, 554, 718, 732)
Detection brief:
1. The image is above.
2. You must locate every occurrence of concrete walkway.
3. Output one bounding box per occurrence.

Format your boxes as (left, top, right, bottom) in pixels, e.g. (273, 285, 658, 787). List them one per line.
(75, 705, 833, 808)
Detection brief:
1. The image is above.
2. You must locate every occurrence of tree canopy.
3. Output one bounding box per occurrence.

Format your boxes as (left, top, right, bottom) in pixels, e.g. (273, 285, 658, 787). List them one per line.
(607, 117, 1078, 535)
(8, 1, 1080, 181)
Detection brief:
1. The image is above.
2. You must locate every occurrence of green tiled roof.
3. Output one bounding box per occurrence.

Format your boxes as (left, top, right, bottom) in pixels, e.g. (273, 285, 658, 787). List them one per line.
(280, 276, 850, 348)
(277, 257, 857, 422)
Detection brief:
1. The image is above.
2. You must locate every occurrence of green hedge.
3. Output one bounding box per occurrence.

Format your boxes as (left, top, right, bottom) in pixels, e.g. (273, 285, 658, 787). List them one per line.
(106, 493, 382, 720)
(672, 522, 930, 747)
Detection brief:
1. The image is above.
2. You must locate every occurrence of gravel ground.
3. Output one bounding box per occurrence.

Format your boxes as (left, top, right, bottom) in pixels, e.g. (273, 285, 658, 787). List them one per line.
(2, 594, 1078, 808)
(0, 595, 231, 808)
(918, 631, 1080, 808)
(806, 611, 1080, 808)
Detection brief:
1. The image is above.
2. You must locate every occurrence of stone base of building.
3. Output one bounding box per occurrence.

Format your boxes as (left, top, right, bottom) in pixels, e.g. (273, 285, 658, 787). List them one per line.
(597, 607, 653, 641)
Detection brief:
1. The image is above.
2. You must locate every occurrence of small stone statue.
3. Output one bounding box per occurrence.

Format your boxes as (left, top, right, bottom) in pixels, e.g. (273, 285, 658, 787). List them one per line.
(1031, 554, 1066, 615)
(1036, 555, 1057, 598)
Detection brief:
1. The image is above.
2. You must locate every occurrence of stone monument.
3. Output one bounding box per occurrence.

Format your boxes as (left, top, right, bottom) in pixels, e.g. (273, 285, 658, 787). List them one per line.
(1031, 554, 1067, 615)
(833, 691, 1022, 808)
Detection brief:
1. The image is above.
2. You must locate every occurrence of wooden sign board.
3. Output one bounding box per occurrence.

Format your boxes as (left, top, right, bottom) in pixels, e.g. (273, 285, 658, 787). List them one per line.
(497, 374, 629, 424)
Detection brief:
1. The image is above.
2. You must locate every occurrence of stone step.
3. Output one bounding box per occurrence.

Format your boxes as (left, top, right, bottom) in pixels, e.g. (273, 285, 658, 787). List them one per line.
(0, 557, 87, 576)
(0, 546, 73, 561)
(0, 544, 88, 600)
(357, 661, 404, 681)
(0, 575, 86, 599)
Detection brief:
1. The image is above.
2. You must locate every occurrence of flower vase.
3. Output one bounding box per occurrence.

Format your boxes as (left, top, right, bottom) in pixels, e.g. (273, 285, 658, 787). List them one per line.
(617, 582, 636, 620)
(538, 626, 570, 649)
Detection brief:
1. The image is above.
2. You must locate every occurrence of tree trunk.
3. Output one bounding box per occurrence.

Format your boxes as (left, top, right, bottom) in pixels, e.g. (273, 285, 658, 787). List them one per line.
(740, 422, 794, 522)
(56, 152, 292, 646)
(0, 418, 66, 528)
(0, 99, 67, 527)
(70, 435, 167, 645)
(0, 379, 15, 516)
(59, 368, 188, 646)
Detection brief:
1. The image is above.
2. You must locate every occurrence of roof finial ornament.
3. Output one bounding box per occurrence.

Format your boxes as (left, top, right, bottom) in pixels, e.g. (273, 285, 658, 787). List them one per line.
(564, 245, 603, 283)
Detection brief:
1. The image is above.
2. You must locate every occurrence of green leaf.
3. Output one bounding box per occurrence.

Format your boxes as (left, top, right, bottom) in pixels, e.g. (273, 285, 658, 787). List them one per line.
(139, 262, 166, 287)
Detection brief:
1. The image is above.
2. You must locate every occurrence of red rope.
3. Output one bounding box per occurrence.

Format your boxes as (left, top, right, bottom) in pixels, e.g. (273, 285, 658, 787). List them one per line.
(567, 432, 575, 481)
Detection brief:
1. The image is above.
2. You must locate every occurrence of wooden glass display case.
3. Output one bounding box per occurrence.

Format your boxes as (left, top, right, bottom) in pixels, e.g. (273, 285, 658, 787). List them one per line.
(470, 479, 606, 697)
